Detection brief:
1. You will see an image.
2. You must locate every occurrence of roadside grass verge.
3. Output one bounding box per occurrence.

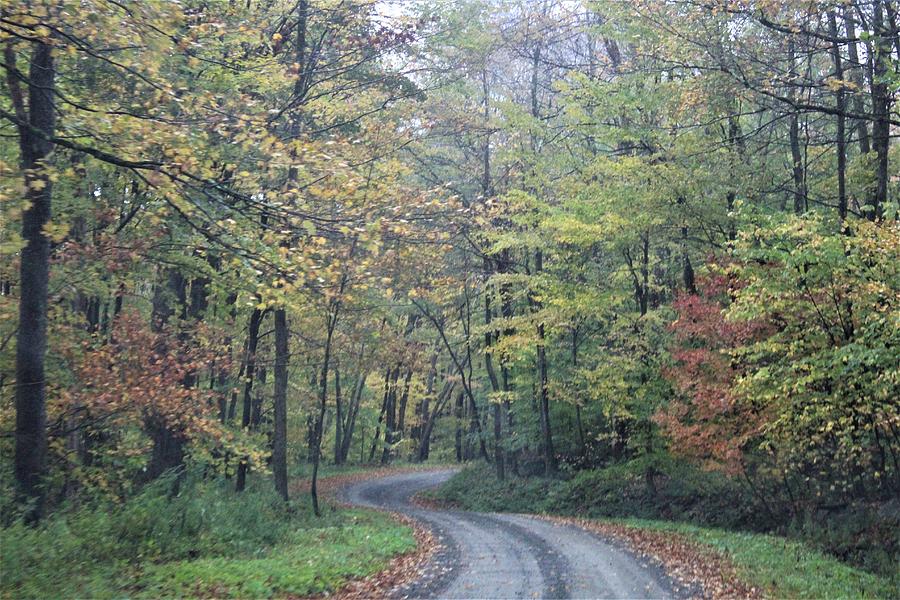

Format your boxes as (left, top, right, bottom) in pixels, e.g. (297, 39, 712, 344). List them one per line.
(426, 465, 897, 599)
(613, 518, 894, 599)
(137, 508, 414, 598)
(1, 469, 415, 599)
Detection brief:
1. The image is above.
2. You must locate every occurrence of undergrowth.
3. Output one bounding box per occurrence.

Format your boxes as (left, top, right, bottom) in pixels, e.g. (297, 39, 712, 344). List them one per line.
(0, 469, 415, 599)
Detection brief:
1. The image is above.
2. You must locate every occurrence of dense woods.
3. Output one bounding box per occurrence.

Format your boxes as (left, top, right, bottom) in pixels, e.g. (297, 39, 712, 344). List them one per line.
(2, 0, 898, 594)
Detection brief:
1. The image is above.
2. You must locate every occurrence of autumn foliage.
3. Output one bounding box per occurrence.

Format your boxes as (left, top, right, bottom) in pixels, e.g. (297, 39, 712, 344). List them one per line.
(53, 311, 253, 496)
(656, 270, 770, 475)
(660, 219, 900, 506)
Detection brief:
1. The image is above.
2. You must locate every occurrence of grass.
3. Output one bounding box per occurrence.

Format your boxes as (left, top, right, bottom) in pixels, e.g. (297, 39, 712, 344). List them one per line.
(1, 469, 415, 599)
(137, 508, 414, 598)
(616, 518, 897, 599)
(428, 465, 899, 599)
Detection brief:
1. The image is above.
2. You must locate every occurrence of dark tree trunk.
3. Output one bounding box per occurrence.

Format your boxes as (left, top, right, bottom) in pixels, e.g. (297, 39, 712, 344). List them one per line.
(339, 370, 366, 464)
(252, 366, 265, 429)
(572, 330, 586, 453)
(144, 269, 188, 484)
(725, 114, 743, 244)
(787, 41, 808, 215)
(828, 11, 848, 224)
(334, 365, 343, 465)
(536, 249, 556, 476)
(677, 197, 696, 294)
(236, 308, 263, 492)
(842, 6, 871, 155)
(145, 419, 185, 482)
(418, 380, 454, 462)
(396, 368, 413, 437)
(369, 370, 390, 462)
(381, 365, 401, 465)
(310, 312, 336, 516)
(272, 308, 289, 501)
(869, 0, 891, 221)
(9, 41, 56, 522)
(788, 115, 807, 213)
(484, 281, 505, 479)
(454, 390, 464, 462)
(412, 347, 439, 457)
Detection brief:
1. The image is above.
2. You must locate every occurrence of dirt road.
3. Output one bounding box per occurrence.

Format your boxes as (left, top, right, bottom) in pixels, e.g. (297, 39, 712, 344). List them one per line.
(341, 469, 681, 599)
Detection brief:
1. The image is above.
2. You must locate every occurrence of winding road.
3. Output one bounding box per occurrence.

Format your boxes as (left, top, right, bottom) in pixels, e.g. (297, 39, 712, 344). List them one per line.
(341, 469, 682, 599)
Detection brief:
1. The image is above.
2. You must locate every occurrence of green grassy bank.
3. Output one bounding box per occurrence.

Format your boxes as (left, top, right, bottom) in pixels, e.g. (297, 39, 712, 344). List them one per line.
(1, 470, 414, 599)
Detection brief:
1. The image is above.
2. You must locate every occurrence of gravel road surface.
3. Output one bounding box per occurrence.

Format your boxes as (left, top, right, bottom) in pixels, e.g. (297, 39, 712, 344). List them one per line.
(341, 469, 681, 599)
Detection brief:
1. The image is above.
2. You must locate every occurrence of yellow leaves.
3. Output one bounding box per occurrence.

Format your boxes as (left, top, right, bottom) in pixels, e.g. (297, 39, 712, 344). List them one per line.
(0, 232, 25, 255)
(27, 177, 48, 192)
(42, 221, 70, 243)
(824, 77, 857, 92)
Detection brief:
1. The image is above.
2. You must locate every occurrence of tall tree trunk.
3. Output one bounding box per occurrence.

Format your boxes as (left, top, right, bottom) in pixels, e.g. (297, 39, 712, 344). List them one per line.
(842, 6, 871, 155)
(535, 248, 557, 475)
(236, 308, 263, 492)
(272, 308, 289, 501)
(369, 369, 390, 462)
(454, 390, 464, 462)
(499, 250, 517, 475)
(9, 40, 55, 522)
(787, 40, 807, 215)
(252, 366, 266, 429)
(677, 196, 696, 293)
(572, 329, 586, 453)
(381, 365, 400, 464)
(311, 294, 343, 515)
(412, 346, 439, 457)
(484, 287, 505, 479)
(334, 364, 343, 465)
(418, 380, 454, 462)
(144, 269, 188, 484)
(396, 368, 414, 438)
(828, 11, 848, 224)
(310, 322, 332, 516)
(869, 0, 890, 221)
(725, 113, 743, 244)
(340, 369, 367, 463)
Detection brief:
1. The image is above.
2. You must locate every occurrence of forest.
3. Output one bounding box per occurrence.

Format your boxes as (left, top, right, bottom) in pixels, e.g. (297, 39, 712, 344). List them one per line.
(1, 0, 898, 598)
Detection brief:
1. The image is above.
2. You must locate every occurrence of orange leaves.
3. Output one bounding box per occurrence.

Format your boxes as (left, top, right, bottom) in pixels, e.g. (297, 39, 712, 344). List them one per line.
(63, 310, 237, 471)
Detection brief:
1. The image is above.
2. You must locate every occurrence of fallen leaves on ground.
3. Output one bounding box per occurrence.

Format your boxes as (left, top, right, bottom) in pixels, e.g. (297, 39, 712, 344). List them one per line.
(289, 465, 430, 499)
(539, 515, 762, 600)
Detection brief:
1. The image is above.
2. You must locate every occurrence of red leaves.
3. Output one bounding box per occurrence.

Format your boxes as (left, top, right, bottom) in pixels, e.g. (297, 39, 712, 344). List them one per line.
(656, 274, 768, 475)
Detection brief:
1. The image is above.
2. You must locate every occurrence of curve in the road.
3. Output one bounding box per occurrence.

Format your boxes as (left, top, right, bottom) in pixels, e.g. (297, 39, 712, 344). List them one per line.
(340, 469, 683, 600)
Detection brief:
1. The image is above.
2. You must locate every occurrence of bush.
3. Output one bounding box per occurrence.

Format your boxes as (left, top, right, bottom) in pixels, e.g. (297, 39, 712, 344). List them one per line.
(432, 458, 761, 530)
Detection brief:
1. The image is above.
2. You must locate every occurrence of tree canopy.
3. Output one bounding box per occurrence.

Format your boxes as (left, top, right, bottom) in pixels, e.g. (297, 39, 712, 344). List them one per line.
(2, 0, 897, 551)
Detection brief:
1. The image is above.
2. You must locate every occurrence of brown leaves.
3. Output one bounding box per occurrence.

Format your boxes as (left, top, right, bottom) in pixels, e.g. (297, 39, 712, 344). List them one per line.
(540, 516, 762, 600)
